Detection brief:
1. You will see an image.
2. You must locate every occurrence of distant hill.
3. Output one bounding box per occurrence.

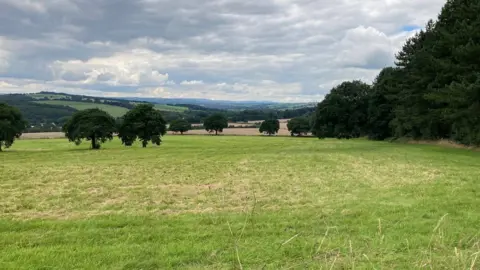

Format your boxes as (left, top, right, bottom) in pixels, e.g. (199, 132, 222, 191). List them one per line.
(35, 100, 129, 118)
(1, 91, 316, 132)
(125, 97, 312, 110)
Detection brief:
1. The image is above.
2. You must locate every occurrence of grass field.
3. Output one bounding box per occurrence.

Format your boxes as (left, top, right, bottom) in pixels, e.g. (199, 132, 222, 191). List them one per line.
(35, 100, 129, 118)
(1, 136, 479, 269)
(154, 104, 189, 112)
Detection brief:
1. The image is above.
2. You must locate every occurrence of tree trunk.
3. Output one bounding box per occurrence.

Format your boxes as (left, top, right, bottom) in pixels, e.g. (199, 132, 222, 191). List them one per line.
(0, 143, 2, 152)
(215, 130, 218, 135)
(91, 135, 97, 149)
(181, 131, 184, 135)
(142, 141, 147, 148)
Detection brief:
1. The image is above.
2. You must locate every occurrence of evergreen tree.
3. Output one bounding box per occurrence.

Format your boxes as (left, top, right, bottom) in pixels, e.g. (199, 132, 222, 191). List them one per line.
(424, 0, 480, 145)
(367, 67, 401, 140)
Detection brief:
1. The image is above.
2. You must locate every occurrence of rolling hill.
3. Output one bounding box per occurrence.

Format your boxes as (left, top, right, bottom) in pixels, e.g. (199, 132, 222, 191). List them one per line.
(36, 100, 129, 118)
(1, 91, 316, 132)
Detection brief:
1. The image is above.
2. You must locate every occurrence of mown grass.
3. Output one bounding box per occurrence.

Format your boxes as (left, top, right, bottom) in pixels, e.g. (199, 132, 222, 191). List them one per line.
(35, 100, 129, 118)
(0, 136, 479, 269)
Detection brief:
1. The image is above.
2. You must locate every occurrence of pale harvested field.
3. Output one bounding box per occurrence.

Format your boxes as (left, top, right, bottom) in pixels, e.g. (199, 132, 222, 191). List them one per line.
(21, 123, 296, 138)
(180, 122, 292, 136)
(20, 132, 66, 139)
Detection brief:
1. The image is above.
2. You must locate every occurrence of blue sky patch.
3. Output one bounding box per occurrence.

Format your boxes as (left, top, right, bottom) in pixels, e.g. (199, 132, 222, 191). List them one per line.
(402, 25, 421, 32)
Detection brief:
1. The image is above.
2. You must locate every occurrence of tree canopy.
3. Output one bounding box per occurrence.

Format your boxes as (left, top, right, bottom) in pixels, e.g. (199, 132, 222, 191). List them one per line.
(62, 108, 116, 149)
(204, 113, 228, 135)
(313, 0, 480, 146)
(0, 103, 28, 151)
(314, 81, 371, 139)
(169, 119, 192, 134)
(259, 119, 280, 135)
(287, 117, 310, 136)
(118, 104, 167, 147)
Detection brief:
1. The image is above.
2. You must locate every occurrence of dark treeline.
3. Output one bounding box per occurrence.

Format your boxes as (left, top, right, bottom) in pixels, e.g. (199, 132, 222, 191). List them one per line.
(313, 0, 480, 146)
(0, 94, 75, 130)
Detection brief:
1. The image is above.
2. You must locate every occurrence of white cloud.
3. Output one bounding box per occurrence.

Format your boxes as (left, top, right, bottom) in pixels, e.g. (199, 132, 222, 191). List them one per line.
(49, 51, 170, 86)
(180, 80, 204, 85)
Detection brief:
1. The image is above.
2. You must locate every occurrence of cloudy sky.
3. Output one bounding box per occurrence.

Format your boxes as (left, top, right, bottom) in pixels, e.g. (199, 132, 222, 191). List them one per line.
(0, 0, 445, 102)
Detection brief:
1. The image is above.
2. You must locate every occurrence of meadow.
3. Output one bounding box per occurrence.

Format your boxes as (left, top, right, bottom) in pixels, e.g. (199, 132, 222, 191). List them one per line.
(0, 136, 479, 269)
(35, 100, 129, 118)
(154, 104, 189, 112)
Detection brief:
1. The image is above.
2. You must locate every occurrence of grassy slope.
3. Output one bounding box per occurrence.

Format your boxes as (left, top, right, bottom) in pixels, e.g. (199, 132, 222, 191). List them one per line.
(1, 137, 479, 269)
(35, 100, 129, 118)
(154, 104, 188, 112)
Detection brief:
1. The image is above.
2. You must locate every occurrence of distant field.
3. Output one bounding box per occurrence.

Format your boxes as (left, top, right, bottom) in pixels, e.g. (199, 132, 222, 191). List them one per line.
(154, 104, 189, 112)
(35, 100, 129, 118)
(1, 136, 479, 269)
(29, 93, 69, 100)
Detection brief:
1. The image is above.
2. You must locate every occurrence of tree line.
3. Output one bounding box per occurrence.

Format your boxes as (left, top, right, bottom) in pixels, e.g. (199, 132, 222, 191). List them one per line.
(0, 101, 314, 151)
(313, 0, 480, 146)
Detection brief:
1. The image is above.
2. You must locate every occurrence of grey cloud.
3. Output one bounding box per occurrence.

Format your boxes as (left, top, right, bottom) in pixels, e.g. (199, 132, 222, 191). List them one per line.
(0, 0, 447, 101)
(96, 72, 115, 82)
(61, 71, 87, 81)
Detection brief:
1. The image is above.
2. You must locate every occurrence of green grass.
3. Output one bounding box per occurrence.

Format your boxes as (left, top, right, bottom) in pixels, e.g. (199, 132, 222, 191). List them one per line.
(1, 136, 479, 269)
(35, 100, 129, 118)
(154, 104, 189, 112)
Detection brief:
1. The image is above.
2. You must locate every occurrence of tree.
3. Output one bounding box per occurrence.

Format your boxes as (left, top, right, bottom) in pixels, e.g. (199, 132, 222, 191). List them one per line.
(118, 104, 167, 147)
(314, 80, 371, 139)
(367, 67, 402, 140)
(169, 119, 192, 135)
(422, 0, 480, 145)
(62, 108, 116, 149)
(287, 117, 310, 136)
(0, 103, 27, 152)
(390, 21, 447, 140)
(204, 113, 228, 135)
(383, 0, 480, 145)
(259, 119, 280, 135)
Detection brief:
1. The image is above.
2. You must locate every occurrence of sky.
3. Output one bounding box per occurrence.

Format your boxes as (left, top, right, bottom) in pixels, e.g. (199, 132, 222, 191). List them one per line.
(0, 0, 446, 102)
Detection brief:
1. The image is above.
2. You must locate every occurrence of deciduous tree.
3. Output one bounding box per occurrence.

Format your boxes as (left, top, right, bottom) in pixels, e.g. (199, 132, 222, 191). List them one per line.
(169, 119, 192, 135)
(204, 113, 228, 135)
(118, 104, 167, 147)
(314, 80, 371, 139)
(259, 119, 280, 135)
(0, 103, 27, 152)
(287, 117, 310, 136)
(62, 108, 116, 149)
